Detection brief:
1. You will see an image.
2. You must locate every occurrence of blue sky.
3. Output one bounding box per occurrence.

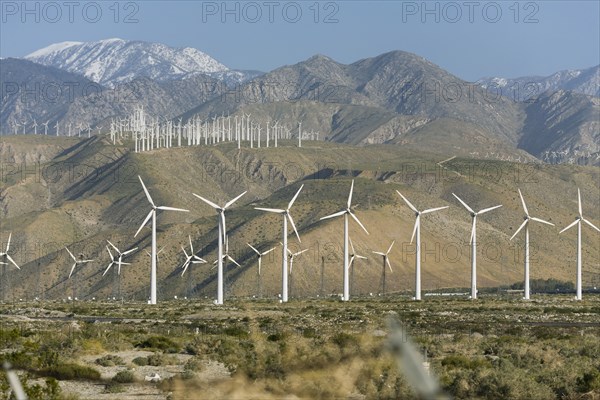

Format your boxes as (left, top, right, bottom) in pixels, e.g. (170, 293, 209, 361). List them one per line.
(1, 1, 598, 81)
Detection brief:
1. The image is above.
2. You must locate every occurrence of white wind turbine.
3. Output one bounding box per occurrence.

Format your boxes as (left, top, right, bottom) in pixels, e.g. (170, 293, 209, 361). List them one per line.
(286, 247, 308, 298)
(103, 240, 137, 276)
(248, 243, 276, 297)
(180, 235, 207, 276)
(348, 238, 367, 296)
(397, 191, 448, 301)
(0, 233, 20, 270)
(452, 193, 502, 300)
(255, 184, 304, 303)
(135, 176, 189, 305)
(559, 188, 600, 300)
(193, 191, 246, 305)
(372, 240, 394, 295)
(320, 180, 369, 302)
(65, 247, 94, 300)
(509, 189, 555, 300)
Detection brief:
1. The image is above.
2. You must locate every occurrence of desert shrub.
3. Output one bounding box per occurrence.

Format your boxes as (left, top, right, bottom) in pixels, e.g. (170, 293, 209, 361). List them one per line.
(103, 382, 125, 393)
(132, 356, 148, 366)
(267, 332, 286, 342)
(135, 336, 180, 353)
(223, 326, 249, 338)
(112, 370, 135, 383)
(184, 358, 204, 372)
(95, 354, 125, 367)
(577, 369, 600, 392)
(43, 363, 101, 381)
(442, 355, 490, 370)
(331, 332, 358, 349)
(147, 353, 163, 366)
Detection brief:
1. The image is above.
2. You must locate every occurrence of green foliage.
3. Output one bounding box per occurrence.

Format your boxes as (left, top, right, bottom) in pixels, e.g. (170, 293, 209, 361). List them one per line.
(132, 356, 148, 366)
(135, 336, 180, 353)
(112, 370, 135, 383)
(95, 354, 125, 367)
(441, 355, 490, 370)
(42, 363, 101, 381)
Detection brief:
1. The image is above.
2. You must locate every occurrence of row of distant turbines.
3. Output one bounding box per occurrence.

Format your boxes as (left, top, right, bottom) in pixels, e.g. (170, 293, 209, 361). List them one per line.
(1, 181, 597, 303)
(112, 107, 320, 152)
(8, 119, 99, 137)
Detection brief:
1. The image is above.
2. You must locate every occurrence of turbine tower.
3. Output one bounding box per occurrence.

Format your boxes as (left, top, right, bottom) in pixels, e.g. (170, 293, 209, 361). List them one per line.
(255, 184, 304, 303)
(452, 193, 502, 300)
(286, 247, 308, 298)
(320, 180, 369, 301)
(396, 191, 448, 301)
(559, 188, 600, 300)
(135, 176, 189, 305)
(65, 247, 94, 300)
(509, 189, 555, 300)
(348, 238, 367, 297)
(372, 240, 394, 296)
(192, 191, 246, 305)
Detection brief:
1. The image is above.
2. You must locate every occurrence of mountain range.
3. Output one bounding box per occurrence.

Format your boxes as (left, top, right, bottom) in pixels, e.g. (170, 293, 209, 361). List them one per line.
(1, 38, 599, 165)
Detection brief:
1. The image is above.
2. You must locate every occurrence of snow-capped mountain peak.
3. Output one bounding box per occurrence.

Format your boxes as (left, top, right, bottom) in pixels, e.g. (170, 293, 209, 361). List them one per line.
(25, 38, 230, 87)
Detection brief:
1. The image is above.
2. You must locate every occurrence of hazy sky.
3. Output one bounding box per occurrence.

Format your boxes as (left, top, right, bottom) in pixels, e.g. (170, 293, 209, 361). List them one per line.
(1, 1, 598, 80)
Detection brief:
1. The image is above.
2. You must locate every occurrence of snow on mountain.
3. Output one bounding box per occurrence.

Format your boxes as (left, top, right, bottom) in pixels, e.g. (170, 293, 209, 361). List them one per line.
(25, 38, 230, 88)
(477, 66, 599, 101)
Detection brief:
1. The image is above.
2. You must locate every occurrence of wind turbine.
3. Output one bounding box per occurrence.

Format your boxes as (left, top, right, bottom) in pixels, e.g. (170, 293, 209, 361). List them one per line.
(65, 247, 93, 300)
(348, 238, 367, 296)
(180, 235, 207, 276)
(396, 191, 448, 301)
(320, 180, 369, 301)
(372, 240, 394, 296)
(192, 191, 246, 305)
(103, 241, 137, 276)
(452, 193, 502, 300)
(135, 176, 189, 305)
(286, 247, 308, 298)
(559, 188, 600, 300)
(509, 189, 555, 300)
(0, 233, 20, 270)
(255, 184, 303, 303)
(247, 243, 276, 297)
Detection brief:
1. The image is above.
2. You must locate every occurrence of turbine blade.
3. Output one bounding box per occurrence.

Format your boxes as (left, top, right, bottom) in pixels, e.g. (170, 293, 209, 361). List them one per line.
(6, 254, 19, 270)
(347, 180, 354, 209)
(247, 243, 260, 255)
(421, 206, 449, 214)
(478, 205, 502, 214)
(227, 255, 241, 267)
(157, 206, 189, 212)
(224, 191, 247, 209)
(106, 246, 113, 260)
(470, 217, 476, 245)
(288, 184, 304, 209)
(510, 219, 528, 241)
(69, 263, 77, 278)
(518, 189, 529, 216)
(559, 219, 579, 234)
(106, 240, 119, 254)
(135, 210, 154, 237)
(189, 235, 193, 253)
(387, 240, 395, 255)
(530, 217, 554, 226)
(255, 207, 285, 213)
(258, 258, 262, 275)
(193, 256, 207, 263)
(262, 247, 276, 256)
(192, 193, 220, 210)
(6, 233, 11, 253)
(320, 210, 346, 220)
(181, 261, 190, 276)
(295, 249, 308, 256)
(356, 255, 367, 260)
(410, 216, 420, 244)
(583, 218, 600, 233)
(138, 176, 156, 208)
(288, 214, 301, 243)
(386, 257, 393, 273)
(181, 246, 189, 258)
(65, 247, 77, 262)
(220, 213, 227, 243)
(578, 188, 582, 217)
(122, 247, 138, 256)
(349, 255, 355, 268)
(349, 211, 369, 234)
(349, 238, 356, 254)
(102, 262, 114, 276)
(452, 193, 474, 214)
(372, 251, 386, 256)
(396, 191, 418, 213)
